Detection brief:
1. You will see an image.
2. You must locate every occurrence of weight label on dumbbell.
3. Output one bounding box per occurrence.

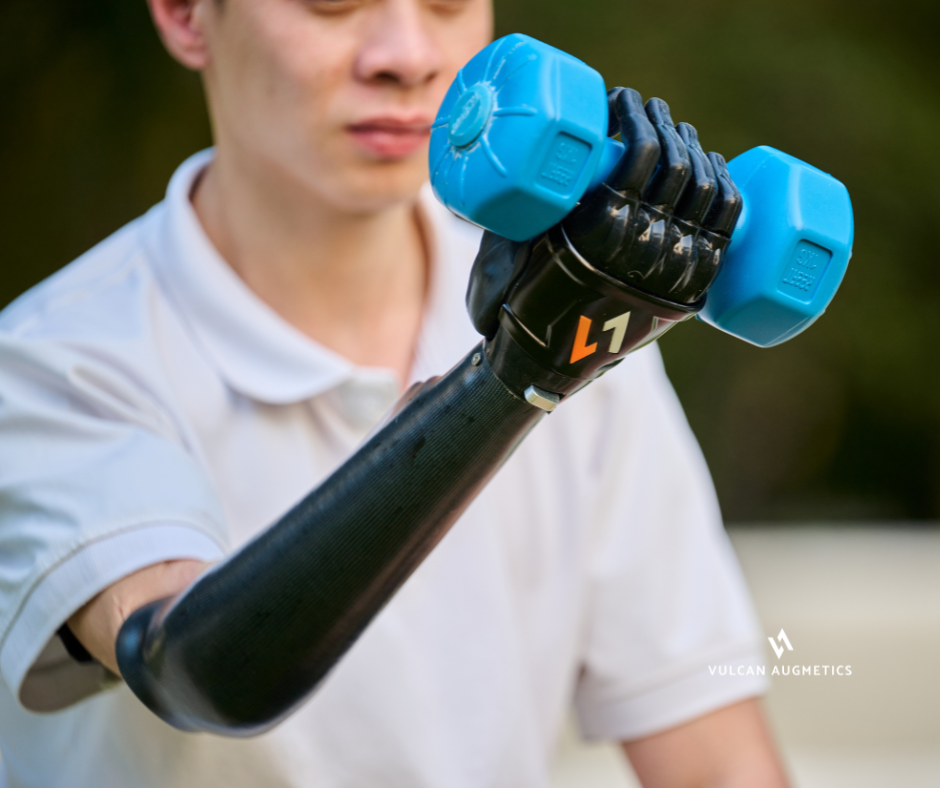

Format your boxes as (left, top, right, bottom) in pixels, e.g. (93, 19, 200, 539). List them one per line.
(537, 133, 591, 196)
(778, 240, 832, 302)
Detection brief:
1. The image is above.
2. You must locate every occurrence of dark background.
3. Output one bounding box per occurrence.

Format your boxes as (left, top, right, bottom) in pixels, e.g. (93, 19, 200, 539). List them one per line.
(2, 0, 938, 522)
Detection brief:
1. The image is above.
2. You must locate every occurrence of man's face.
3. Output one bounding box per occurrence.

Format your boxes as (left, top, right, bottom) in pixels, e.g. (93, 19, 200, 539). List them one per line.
(199, 0, 493, 213)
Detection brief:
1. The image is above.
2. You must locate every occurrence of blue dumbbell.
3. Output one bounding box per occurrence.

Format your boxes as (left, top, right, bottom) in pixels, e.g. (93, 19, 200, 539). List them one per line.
(429, 34, 854, 348)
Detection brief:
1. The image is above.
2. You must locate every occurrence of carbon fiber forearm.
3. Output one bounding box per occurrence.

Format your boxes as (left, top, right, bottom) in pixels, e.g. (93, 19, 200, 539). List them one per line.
(116, 345, 542, 736)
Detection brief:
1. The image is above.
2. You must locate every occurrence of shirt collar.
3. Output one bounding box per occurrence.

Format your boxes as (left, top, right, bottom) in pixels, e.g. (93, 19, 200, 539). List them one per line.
(143, 149, 481, 406)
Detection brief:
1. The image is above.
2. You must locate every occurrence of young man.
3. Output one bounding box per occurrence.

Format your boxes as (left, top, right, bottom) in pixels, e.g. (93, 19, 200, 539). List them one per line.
(0, 0, 788, 785)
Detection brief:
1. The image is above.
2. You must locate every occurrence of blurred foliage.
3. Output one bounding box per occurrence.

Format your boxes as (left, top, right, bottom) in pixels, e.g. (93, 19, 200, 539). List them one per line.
(499, 0, 940, 522)
(2, 0, 938, 521)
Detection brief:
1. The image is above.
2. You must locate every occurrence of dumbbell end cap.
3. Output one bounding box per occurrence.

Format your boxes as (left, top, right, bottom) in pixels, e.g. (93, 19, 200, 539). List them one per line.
(698, 146, 854, 347)
(447, 84, 494, 148)
(429, 34, 610, 242)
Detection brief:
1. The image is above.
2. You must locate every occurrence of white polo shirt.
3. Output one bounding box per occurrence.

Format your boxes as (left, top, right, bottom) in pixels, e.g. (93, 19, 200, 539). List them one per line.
(0, 150, 766, 788)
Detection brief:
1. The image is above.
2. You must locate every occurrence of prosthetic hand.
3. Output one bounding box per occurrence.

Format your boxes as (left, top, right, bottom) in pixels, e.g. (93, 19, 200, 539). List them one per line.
(116, 92, 737, 738)
(469, 87, 741, 406)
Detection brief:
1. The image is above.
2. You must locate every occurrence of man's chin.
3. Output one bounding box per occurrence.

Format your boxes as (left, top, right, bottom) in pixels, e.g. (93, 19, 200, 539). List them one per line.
(330, 159, 429, 214)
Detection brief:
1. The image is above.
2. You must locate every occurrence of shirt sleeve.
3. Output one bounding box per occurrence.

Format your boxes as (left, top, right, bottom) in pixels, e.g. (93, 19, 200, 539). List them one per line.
(0, 333, 228, 713)
(573, 345, 768, 742)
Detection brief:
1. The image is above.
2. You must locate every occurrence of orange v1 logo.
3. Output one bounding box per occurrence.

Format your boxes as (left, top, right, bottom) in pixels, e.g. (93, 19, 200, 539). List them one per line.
(569, 311, 632, 364)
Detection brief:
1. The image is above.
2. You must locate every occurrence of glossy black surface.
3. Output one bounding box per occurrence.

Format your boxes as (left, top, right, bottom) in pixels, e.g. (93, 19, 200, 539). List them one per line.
(117, 348, 542, 735)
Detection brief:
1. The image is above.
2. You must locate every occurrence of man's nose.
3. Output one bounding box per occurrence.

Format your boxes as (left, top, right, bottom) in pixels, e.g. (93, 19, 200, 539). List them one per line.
(354, 0, 443, 89)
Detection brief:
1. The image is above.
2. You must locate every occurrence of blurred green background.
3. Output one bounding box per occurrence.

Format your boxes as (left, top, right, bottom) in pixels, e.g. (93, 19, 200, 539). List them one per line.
(2, 0, 938, 522)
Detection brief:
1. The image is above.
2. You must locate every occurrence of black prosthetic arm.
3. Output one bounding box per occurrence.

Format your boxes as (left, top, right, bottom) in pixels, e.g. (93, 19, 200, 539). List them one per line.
(115, 87, 742, 738)
(116, 348, 543, 735)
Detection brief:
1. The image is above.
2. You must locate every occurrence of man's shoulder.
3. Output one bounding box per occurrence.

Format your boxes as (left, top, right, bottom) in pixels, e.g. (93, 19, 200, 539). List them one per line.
(0, 201, 211, 448)
(0, 208, 162, 342)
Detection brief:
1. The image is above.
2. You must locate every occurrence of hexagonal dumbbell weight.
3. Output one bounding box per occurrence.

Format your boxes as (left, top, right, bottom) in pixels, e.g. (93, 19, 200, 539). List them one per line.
(429, 34, 854, 347)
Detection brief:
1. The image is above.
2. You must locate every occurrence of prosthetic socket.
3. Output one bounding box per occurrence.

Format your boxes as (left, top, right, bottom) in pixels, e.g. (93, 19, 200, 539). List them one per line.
(115, 89, 742, 735)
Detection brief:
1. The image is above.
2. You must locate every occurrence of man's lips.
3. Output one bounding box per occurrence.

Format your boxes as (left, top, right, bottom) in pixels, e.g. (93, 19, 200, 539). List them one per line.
(347, 117, 433, 158)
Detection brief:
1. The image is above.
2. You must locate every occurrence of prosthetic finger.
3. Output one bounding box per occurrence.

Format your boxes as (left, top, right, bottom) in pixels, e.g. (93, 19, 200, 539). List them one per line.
(605, 87, 660, 195)
(606, 87, 625, 137)
(117, 348, 544, 735)
(703, 152, 744, 236)
(674, 123, 717, 224)
(642, 98, 692, 209)
(466, 231, 530, 340)
(657, 151, 744, 304)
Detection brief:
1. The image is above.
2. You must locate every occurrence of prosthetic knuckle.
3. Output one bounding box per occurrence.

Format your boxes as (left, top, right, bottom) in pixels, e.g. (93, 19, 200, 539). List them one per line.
(590, 202, 667, 287)
(652, 219, 732, 304)
(596, 199, 635, 265)
(620, 215, 684, 297)
(684, 230, 729, 301)
(631, 206, 668, 272)
(663, 220, 699, 291)
(683, 230, 723, 303)
(563, 186, 639, 267)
